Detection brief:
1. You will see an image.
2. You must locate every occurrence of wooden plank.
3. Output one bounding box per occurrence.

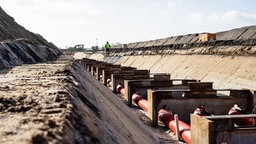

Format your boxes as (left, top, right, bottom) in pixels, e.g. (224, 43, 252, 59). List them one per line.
(188, 82, 213, 90)
(153, 74, 170, 81)
(191, 114, 214, 144)
(205, 114, 256, 119)
(174, 114, 181, 140)
(183, 90, 217, 98)
(133, 70, 149, 75)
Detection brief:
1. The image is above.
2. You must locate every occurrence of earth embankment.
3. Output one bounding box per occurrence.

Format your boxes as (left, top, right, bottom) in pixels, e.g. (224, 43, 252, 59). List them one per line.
(0, 7, 57, 49)
(111, 25, 256, 50)
(0, 55, 160, 144)
(0, 6, 61, 69)
(89, 53, 256, 90)
(87, 25, 256, 91)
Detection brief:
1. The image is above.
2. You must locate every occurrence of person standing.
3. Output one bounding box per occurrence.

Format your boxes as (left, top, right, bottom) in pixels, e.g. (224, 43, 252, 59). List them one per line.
(105, 41, 111, 54)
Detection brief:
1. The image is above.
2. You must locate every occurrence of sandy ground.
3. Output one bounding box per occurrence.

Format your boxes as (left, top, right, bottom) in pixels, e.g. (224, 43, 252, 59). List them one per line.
(0, 56, 72, 144)
(73, 52, 88, 59)
(0, 55, 183, 144)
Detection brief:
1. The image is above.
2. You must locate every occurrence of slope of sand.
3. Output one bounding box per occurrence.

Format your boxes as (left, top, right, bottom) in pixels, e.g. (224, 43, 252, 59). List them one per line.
(0, 55, 173, 144)
(88, 52, 256, 90)
(0, 7, 57, 48)
(114, 54, 256, 90)
(73, 52, 88, 59)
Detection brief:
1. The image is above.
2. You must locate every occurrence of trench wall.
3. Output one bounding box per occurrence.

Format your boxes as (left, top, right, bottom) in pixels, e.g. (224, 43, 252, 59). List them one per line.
(89, 54, 256, 90)
(118, 55, 256, 90)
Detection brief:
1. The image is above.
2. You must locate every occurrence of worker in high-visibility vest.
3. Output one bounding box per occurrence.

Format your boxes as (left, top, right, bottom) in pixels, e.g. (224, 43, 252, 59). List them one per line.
(105, 41, 111, 54)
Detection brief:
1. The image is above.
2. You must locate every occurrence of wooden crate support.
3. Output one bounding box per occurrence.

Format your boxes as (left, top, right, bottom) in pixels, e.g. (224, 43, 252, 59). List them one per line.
(191, 114, 256, 144)
(169, 79, 198, 89)
(110, 74, 134, 92)
(90, 61, 106, 76)
(229, 90, 255, 112)
(124, 74, 172, 107)
(110, 69, 150, 92)
(81, 58, 97, 71)
(184, 82, 217, 98)
(148, 89, 187, 126)
(121, 66, 136, 71)
(148, 89, 253, 126)
(101, 65, 124, 85)
(95, 64, 113, 81)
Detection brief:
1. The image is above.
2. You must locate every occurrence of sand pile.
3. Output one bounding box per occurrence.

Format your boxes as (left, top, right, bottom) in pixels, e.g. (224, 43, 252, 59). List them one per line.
(0, 55, 162, 144)
(0, 7, 61, 69)
(0, 7, 56, 49)
(73, 52, 88, 59)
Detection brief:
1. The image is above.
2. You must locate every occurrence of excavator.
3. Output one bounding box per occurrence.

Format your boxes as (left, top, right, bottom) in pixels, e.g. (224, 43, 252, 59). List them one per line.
(72, 44, 84, 49)
(63, 44, 85, 55)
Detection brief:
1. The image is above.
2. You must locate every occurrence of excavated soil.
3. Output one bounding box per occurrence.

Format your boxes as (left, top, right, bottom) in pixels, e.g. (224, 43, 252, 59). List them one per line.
(0, 4, 256, 143)
(0, 55, 184, 144)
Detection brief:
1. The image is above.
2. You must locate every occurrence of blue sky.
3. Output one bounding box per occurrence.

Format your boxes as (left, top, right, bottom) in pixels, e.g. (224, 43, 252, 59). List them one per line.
(1, 0, 256, 48)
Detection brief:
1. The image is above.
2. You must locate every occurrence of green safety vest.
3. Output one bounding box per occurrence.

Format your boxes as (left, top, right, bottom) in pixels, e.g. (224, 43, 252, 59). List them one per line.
(105, 43, 111, 49)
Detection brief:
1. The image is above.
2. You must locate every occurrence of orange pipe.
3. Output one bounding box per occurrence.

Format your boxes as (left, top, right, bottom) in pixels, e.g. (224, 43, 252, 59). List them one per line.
(193, 105, 211, 116)
(116, 84, 125, 96)
(132, 93, 148, 112)
(107, 78, 112, 87)
(131, 93, 191, 144)
(100, 75, 103, 82)
(158, 109, 191, 144)
(229, 109, 255, 126)
(116, 84, 191, 144)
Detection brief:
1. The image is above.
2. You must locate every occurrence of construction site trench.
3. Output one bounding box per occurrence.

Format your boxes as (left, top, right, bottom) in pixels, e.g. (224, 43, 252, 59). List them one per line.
(2, 47, 256, 144)
(1, 5, 256, 143)
(73, 45, 256, 144)
(1, 55, 177, 144)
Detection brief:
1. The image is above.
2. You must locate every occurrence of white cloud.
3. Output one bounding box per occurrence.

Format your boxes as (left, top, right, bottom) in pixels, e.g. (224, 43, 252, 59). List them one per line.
(137, 8, 152, 14)
(2, 0, 36, 6)
(187, 10, 256, 25)
(160, 10, 169, 15)
(187, 12, 204, 23)
(224, 10, 256, 23)
(167, 0, 183, 9)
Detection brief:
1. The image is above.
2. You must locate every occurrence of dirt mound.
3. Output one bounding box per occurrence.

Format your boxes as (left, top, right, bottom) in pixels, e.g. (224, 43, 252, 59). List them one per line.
(217, 25, 256, 40)
(111, 25, 256, 56)
(0, 55, 159, 144)
(0, 7, 61, 69)
(0, 7, 57, 49)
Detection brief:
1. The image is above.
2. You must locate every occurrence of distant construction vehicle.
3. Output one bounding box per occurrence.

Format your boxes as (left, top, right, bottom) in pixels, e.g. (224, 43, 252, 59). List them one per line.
(61, 44, 85, 55)
(73, 44, 84, 49)
(67, 44, 85, 51)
